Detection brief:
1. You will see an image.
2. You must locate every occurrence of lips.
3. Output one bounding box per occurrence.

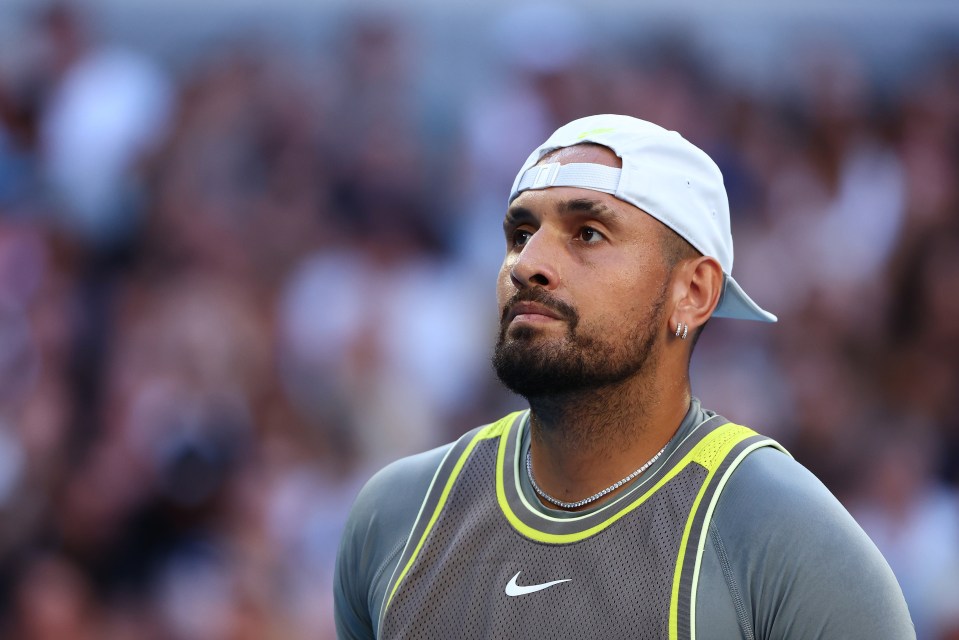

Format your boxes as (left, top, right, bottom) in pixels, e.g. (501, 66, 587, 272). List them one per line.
(507, 301, 566, 324)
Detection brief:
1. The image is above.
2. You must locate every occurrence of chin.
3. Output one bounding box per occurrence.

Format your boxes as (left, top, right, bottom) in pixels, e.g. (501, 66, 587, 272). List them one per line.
(492, 322, 659, 400)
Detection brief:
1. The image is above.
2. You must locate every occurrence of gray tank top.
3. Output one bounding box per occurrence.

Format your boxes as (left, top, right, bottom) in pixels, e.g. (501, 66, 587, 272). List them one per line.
(380, 411, 784, 639)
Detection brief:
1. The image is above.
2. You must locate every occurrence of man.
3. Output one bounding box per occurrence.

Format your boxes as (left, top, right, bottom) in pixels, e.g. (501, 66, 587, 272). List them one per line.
(334, 115, 914, 639)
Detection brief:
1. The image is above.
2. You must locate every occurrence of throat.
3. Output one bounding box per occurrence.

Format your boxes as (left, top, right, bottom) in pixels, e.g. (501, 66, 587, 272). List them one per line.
(526, 379, 657, 456)
(524, 379, 690, 510)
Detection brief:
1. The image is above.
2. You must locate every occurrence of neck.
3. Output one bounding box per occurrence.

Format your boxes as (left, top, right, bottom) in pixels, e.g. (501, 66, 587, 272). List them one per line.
(526, 368, 691, 510)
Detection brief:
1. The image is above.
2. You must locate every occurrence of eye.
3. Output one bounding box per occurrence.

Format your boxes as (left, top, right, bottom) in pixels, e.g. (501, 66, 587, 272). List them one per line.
(578, 226, 604, 244)
(512, 229, 533, 247)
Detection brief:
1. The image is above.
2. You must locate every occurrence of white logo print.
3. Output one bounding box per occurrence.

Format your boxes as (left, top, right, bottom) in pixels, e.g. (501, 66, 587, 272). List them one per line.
(504, 571, 571, 596)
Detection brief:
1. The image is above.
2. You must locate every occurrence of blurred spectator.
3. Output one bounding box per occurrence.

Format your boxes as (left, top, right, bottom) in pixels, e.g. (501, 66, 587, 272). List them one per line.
(849, 426, 959, 639)
(35, 4, 173, 249)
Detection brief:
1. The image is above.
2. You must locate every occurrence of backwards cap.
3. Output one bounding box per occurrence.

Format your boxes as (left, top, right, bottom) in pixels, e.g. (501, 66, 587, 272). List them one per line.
(508, 114, 776, 323)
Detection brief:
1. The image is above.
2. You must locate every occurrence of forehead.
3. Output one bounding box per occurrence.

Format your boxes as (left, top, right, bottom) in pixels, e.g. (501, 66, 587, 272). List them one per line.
(512, 143, 654, 226)
(538, 143, 623, 169)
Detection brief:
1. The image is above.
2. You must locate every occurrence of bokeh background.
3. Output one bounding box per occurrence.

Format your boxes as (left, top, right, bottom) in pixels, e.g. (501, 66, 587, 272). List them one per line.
(0, 0, 958, 638)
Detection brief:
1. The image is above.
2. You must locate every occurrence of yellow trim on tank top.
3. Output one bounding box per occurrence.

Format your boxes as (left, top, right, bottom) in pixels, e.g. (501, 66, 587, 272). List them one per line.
(509, 413, 721, 523)
(495, 421, 759, 544)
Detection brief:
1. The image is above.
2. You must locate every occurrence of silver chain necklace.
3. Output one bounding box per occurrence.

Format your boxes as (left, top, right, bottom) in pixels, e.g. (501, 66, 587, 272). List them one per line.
(526, 444, 667, 510)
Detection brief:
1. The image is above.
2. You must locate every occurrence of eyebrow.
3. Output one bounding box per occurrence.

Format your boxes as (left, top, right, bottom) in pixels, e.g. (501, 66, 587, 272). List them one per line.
(560, 198, 623, 223)
(504, 197, 624, 227)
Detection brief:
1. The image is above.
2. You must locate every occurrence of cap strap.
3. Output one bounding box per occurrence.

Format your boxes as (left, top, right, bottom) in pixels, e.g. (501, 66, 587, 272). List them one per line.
(515, 162, 621, 197)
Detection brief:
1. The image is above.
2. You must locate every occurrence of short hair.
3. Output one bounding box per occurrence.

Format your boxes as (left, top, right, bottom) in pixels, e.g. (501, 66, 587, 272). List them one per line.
(659, 226, 700, 269)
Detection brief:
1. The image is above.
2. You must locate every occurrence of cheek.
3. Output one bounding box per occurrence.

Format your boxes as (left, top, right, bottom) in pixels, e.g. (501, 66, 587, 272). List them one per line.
(496, 261, 514, 308)
(617, 251, 667, 295)
(579, 270, 660, 326)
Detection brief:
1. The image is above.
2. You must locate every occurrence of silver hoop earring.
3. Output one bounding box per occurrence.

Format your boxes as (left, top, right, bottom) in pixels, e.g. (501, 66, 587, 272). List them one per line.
(681, 323, 689, 340)
(675, 322, 682, 337)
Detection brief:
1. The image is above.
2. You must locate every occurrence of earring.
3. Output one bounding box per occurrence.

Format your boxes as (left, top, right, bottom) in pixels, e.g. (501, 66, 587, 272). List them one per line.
(681, 323, 689, 340)
(675, 322, 682, 337)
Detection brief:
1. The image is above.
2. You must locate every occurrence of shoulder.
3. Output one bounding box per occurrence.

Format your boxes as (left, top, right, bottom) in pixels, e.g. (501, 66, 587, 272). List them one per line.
(715, 445, 853, 533)
(710, 446, 915, 639)
(357, 444, 454, 517)
(334, 442, 453, 639)
(340, 441, 454, 569)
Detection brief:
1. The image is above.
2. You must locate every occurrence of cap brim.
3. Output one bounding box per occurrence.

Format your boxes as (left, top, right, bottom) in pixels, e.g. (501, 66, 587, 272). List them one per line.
(713, 275, 777, 323)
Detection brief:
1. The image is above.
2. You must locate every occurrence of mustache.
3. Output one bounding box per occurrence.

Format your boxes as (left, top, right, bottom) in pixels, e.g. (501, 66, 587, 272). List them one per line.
(500, 288, 578, 326)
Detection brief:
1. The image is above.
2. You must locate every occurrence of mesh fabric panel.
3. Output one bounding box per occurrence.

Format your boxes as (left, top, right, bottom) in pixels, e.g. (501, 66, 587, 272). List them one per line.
(382, 438, 708, 639)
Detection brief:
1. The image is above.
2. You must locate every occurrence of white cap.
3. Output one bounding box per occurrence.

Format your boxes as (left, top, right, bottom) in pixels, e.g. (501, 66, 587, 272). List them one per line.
(509, 114, 776, 323)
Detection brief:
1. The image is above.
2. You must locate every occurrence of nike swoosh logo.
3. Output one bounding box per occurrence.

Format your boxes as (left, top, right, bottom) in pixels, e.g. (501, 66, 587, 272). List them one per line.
(504, 571, 571, 596)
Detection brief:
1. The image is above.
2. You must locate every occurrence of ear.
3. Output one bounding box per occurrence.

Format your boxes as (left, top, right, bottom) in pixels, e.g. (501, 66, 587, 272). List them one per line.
(669, 256, 723, 333)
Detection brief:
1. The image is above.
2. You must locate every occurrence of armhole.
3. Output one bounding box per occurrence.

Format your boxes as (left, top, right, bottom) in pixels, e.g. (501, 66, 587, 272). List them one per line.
(376, 439, 460, 632)
(678, 430, 788, 640)
(710, 521, 756, 640)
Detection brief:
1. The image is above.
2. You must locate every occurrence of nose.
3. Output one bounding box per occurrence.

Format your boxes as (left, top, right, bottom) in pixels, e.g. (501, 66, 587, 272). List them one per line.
(508, 230, 559, 290)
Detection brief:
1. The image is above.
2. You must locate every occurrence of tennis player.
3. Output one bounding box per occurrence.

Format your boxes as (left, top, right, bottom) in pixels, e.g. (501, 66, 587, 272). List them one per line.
(334, 115, 914, 639)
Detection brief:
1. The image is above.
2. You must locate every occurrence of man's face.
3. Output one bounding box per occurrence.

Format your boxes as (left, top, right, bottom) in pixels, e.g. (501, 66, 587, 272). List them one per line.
(493, 144, 672, 399)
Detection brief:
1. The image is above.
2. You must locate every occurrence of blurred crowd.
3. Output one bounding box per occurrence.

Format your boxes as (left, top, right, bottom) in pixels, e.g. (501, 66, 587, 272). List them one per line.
(0, 3, 957, 639)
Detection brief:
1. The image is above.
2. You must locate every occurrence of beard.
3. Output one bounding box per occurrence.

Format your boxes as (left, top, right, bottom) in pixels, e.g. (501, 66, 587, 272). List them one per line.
(492, 284, 667, 400)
